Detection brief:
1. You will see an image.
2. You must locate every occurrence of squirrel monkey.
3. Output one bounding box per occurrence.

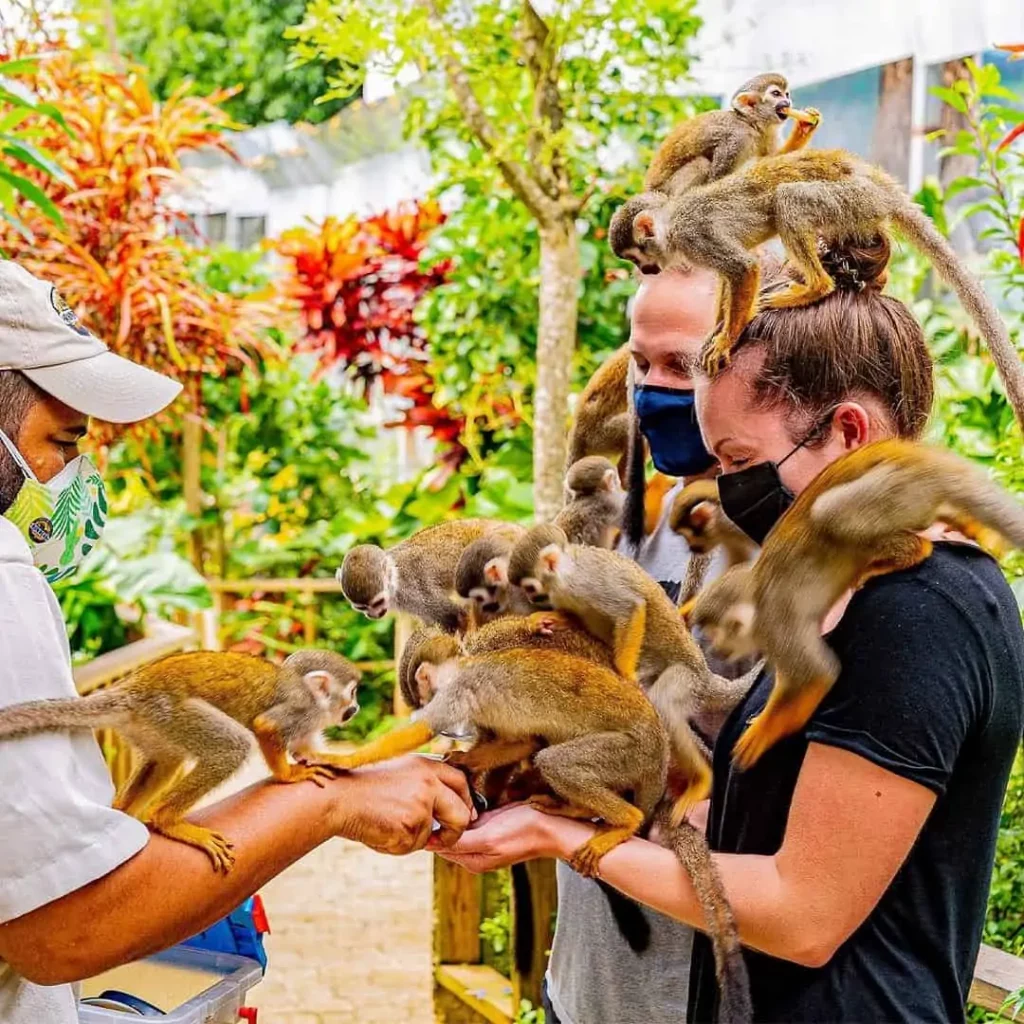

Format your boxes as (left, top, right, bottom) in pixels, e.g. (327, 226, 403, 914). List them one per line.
(670, 479, 758, 568)
(565, 345, 633, 477)
(633, 148, 1024, 425)
(338, 520, 518, 632)
(553, 456, 625, 549)
(0, 650, 361, 871)
(610, 73, 821, 273)
(454, 528, 531, 625)
(690, 438, 1024, 768)
(527, 525, 751, 820)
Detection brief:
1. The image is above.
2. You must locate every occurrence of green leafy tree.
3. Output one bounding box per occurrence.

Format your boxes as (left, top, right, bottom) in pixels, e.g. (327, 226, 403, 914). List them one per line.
(77, 0, 359, 126)
(291, 0, 704, 519)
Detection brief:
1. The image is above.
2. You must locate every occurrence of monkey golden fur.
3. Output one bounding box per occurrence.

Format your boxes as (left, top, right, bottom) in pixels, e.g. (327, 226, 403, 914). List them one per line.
(609, 73, 821, 273)
(527, 525, 751, 819)
(339, 519, 515, 632)
(633, 148, 1024, 428)
(691, 438, 1024, 769)
(554, 456, 625, 548)
(565, 345, 633, 474)
(670, 479, 758, 567)
(0, 650, 361, 871)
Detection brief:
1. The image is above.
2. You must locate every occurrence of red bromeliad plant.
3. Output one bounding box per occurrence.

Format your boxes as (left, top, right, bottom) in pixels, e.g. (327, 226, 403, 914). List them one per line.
(270, 200, 467, 453)
(0, 46, 276, 444)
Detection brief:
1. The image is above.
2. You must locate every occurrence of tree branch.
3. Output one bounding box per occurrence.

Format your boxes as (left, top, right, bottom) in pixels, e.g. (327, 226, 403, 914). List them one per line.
(518, 0, 564, 200)
(424, 0, 559, 224)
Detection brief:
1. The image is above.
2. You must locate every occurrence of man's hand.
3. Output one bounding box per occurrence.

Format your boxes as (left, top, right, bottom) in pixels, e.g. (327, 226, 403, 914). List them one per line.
(334, 755, 475, 855)
(428, 802, 589, 873)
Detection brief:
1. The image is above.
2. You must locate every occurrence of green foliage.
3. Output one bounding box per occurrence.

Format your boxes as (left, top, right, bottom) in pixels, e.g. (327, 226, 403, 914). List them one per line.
(983, 751, 1024, 957)
(516, 1000, 545, 1024)
(187, 245, 273, 297)
(0, 54, 71, 236)
(77, 0, 359, 126)
(480, 869, 512, 978)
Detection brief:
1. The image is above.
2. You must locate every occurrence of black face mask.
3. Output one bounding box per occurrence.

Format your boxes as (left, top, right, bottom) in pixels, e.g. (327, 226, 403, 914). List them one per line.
(716, 416, 832, 546)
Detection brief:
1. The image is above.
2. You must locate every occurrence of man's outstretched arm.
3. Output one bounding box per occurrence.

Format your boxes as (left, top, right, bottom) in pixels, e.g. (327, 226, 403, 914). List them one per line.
(0, 756, 473, 985)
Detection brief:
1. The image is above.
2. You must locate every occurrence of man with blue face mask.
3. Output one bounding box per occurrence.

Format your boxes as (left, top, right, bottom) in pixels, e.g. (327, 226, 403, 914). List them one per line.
(542, 265, 752, 1024)
(0, 262, 474, 1024)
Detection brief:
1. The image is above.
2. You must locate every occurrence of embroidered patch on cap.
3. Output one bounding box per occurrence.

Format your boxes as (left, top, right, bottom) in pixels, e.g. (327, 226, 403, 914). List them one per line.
(49, 286, 90, 337)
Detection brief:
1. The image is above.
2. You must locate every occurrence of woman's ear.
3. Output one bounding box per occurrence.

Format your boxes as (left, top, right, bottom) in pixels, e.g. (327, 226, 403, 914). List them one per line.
(831, 402, 872, 450)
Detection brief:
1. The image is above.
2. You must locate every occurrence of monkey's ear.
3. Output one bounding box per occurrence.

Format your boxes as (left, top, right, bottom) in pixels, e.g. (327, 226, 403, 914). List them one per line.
(689, 500, 716, 531)
(303, 670, 335, 707)
(538, 543, 563, 575)
(414, 662, 438, 701)
(600, 467, 619, 492)
(633, 211, 656, 240)
(732, 90, 760, 110)
(483, 558, 508, 585)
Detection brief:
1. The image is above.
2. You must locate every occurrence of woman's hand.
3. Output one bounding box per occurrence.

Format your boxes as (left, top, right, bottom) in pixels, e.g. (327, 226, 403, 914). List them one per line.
(333, 755, 476, 855)
(428, 802, 596, 873)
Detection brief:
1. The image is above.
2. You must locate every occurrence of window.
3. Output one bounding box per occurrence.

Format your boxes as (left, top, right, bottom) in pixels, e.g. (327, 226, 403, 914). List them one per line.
(237, 215, 267, 250)
(204, 212, 228, 244)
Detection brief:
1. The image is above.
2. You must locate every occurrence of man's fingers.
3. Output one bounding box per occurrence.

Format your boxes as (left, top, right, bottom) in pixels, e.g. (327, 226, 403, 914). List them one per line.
(431, 760, 475, 809)
(431, 779, 473, 845)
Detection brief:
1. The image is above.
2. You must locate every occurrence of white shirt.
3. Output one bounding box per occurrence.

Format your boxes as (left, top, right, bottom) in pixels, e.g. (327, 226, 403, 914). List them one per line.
(0, 516, 149, 1024)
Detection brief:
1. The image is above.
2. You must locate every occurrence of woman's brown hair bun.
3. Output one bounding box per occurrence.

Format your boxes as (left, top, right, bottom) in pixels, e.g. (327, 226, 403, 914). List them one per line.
(817, 235, 890, 293)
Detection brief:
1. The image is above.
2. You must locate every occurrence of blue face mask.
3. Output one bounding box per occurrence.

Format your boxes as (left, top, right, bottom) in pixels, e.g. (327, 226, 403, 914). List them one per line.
(634, 384, 715, 478)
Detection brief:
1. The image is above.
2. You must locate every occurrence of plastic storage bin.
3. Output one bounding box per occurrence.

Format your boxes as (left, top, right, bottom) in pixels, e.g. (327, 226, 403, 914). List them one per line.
(78, 946, 261, 1023)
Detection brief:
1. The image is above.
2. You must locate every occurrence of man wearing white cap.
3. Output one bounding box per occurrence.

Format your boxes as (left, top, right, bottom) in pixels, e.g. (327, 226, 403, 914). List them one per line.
(0, 262, 474, 1023)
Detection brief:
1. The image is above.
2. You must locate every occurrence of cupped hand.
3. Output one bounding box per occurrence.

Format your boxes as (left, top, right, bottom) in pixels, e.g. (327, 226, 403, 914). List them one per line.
(428, 802, 596, 874)
(334, 755, 475, 855)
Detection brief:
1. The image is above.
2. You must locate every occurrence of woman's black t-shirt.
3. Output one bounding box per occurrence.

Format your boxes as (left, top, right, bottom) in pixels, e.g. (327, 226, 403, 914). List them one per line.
(688, 543, 1024, 1024)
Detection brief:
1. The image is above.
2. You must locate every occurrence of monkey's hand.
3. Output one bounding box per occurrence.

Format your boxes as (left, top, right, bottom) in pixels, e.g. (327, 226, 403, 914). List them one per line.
(282, 760, 341, 786)
(700, 332, 734, 376)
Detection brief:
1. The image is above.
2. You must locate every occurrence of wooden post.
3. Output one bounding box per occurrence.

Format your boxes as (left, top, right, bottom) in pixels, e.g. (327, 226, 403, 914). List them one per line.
(434, 859, 483, 966)
(511, 860, 557, 1010)
(301, 591, 318, 646)
(182, 416, 204, 573)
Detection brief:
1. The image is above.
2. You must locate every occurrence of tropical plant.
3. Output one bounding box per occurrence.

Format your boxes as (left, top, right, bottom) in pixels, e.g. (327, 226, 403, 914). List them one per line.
(290, 0, 705, 520)
(77, 0, 359, 126)
(0, 46, 276, 446)
(0, 53, 71, 234)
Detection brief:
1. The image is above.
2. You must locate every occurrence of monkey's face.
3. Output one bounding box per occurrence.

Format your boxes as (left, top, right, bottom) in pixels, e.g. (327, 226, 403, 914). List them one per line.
(689, 567, 758, 658)
(468, 584, 503, 617)
(305, 669, 361, 725)
(338, 546, 393, 619)
(518, 576, 552, 608)
(677, 501, 717, 554)
(734, 81, 792, 124)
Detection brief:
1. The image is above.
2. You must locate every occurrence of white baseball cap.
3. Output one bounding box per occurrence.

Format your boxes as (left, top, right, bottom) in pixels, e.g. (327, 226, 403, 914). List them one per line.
(0, 261, 183, 423)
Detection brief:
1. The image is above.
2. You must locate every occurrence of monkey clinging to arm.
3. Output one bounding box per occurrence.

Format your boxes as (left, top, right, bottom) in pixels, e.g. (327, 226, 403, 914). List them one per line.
(690, 438, 1024, 769)
(609, 73, 821, 273)
(338, 520, 514, 632)
(553, 456, 626, 549)
(0, 650, 361, 871)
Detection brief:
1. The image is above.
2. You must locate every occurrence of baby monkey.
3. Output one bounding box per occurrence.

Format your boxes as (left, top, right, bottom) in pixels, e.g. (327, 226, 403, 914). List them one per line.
(454, 527, 531, 625)
(554, 456, 625, 548)
(669, 479, 758, 568)
(0, 649, 361, 871)
(690, 439, 1024, 769)
(610, 73, 821, 273)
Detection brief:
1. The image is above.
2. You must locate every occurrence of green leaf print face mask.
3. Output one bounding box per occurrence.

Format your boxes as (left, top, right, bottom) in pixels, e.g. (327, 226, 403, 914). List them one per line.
(0, 429, 108, 584)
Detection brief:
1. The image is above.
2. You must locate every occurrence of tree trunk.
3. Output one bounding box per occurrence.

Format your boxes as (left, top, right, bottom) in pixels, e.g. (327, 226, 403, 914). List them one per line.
(534, 215, 579, 522)
(871, 58, 914, 184)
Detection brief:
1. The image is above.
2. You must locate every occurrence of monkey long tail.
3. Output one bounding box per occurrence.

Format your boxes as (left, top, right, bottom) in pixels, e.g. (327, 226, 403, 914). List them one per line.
(654, 803, 752, 1024)
(889, 198, 1024, 432)
(0, 689, 129, 739)
(621, 361, 648, 553)
(936, 450, 1024, 549)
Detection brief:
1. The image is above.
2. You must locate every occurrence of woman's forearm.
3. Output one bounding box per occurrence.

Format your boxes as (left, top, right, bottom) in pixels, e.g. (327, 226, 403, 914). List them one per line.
(0, 775, 342, 984)
(545, 818, 823, 966)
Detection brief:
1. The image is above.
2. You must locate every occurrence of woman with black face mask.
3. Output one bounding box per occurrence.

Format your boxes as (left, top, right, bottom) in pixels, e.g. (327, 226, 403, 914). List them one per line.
(436, 239, 1024, 1024)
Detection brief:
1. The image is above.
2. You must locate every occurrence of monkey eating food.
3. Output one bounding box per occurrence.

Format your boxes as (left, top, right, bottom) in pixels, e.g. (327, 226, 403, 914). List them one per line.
(610, 73, 821, 274)
(630, 148, 1024, 430)
(690, 438, 1024, 769)
(0, 649, 361, 871)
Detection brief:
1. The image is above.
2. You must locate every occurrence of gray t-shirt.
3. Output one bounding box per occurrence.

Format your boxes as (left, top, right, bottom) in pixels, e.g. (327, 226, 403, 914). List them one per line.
(545, 481, 729, 1024)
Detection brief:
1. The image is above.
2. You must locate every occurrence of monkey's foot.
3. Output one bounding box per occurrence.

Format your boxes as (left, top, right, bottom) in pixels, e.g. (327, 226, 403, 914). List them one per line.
(281, 761, 339, 787)
(147, 819, 235, 873)
(668, 771, 713, 827)
(761, 280, 834, 311)
(568, 826, 638, 878)
(700, 334, 733, 377)
(525, 794, 600, 821)
(678, 598, 698, 625)
(732, 679, 831, 770)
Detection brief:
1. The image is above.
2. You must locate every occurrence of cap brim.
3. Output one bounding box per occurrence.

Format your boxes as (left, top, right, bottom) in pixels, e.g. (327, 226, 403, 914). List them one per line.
(23, 350, 183, 424)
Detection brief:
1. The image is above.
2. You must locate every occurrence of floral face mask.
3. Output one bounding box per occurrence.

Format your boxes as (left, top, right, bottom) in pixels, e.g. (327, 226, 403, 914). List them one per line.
(0, 429, 108, 584)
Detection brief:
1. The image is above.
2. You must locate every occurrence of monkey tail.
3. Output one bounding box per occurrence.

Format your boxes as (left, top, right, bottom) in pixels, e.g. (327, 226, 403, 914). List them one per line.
(597, 880, 652, 954)
(654, 803, 752, 1024)
(936, 450, 1024, 551)
(511, 862, 535, 977)
(889, 198, 1024, 432)
(621, 357, 647, 554)
(0, 689, 129, 739)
